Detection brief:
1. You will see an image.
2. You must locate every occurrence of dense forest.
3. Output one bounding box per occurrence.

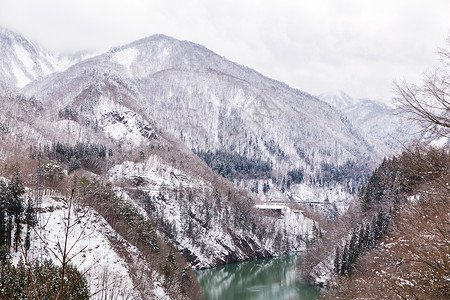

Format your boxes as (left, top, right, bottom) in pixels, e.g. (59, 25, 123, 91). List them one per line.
(194, 149, 272, 180)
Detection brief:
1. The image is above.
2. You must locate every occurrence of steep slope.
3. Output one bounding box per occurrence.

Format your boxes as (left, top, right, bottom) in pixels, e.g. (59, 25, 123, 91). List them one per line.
(0, 27, 81, 89)
(26, 194, 166, 299)
(0, 27, 389, 298)
(45, 72, 314, 267)
(302, 146, 449, 299)
(22, 34, 380, 211)
(0, 72, 315, 298)
(318, 91, 359, 109)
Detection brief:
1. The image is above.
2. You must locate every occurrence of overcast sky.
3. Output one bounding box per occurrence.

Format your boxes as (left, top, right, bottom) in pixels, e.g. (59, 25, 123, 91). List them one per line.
(1, 0, 449, 102)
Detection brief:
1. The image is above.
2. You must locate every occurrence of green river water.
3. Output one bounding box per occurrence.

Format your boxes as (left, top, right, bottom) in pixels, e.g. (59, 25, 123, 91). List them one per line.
(195, 255, 322, 300)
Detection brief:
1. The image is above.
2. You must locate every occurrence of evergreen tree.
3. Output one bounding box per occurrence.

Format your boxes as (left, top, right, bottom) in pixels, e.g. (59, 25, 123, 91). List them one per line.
(358, 226, 365, 252)
(334, 246, 341, 274)
(9, 177, 25, 251)
(371, 215, 380, 242)
(24, 197, 36, 252)
(0, 180, 6, 250)
(348, 231, 358, 267)
(341, 243, 349, 275)
(311, 223, 319, 242)
(364, 223, 371, 249)
(0, 259, 90, 299)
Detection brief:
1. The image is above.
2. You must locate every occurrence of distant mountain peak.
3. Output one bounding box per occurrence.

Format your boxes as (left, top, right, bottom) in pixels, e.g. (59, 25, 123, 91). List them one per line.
(141, 33, 178, 42)
(318, 90, 360, 110)
(0, 27, 86, 89)
(0, 26, 23, 39)
(318, 90, 419, 154)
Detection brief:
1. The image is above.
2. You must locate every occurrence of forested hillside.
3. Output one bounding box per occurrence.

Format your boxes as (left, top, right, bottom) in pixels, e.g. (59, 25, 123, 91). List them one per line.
(0, 28, 323, 299)
(21, 34, 381, 212)
(335, 148, 448, 299)
(302, 146, 448, 287)
(301, 38, 450, 299)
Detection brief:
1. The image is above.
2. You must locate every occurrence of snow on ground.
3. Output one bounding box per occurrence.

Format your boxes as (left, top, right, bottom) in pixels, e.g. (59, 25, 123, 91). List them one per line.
(307, 252, 334, 286)
(108, 155, 208, 191)
(430, 136, 449, 148)
(11, 63, 30, 88)
(288, 183, 352, 215)
(108, 156, 229, 268)
(52, 120, 86, 142)
(18, 194, 170, 299)
(253, 179, 352, 216)
(111, 47, 139, 76)
(82, 95, 157, 148)
(49, 53, 92, 73)
(51, 55, 77, 72)
(101, 111, 151, 148)
(37, 57, 53, 75)
(25, 195, 139, 299)
(260, 204, 314, 252)
(13, 43, 35, 75)
(109, 155, 315, 268)
(278, 206, 314, 244)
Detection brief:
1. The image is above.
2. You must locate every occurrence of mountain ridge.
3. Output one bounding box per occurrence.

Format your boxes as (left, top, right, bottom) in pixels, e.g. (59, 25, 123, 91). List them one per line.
(0, 27, 86, 89)
(18, 32, 380, 214)
(318, 91, 420, 154)
(0, 27, 401, 298)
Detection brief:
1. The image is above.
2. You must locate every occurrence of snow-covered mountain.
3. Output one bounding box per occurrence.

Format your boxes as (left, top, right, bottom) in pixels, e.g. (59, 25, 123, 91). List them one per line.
(0, 27, 83, 89)
(318, 91, 360, 109)
(22, 34, 381, 211)
(0, 28, 405, 299)
(318, 91, 418, 154)
(0, 64, 315, 299)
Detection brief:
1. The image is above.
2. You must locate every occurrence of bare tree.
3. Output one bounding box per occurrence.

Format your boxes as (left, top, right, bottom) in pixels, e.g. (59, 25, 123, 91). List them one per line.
(394, 36, 450, 138)
(33, 189, 92, 299)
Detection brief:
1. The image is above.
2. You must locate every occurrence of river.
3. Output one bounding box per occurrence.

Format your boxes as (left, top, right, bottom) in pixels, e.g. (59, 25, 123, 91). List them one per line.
(195, 254, 322, 300)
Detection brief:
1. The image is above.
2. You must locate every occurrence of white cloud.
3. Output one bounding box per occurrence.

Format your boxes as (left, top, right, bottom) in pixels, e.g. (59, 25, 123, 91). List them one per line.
(0, 0, 449, 102)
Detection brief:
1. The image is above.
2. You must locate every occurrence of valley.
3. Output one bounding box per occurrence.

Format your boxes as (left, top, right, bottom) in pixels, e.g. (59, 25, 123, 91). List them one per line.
(0, 26, 446, 300)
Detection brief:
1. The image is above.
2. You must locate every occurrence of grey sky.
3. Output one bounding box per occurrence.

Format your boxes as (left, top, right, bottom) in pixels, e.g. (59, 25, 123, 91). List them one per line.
(1, 0, 449, 102)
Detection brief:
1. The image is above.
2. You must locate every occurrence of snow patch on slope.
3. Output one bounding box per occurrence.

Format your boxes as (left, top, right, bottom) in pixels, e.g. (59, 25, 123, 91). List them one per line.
(78, 95, 157, 148)
(24, 196, 138, 298)
(109, 155, 207, 190)
(111, 47, 139, 75)
(100, 110, 156, 147)
(23, 194, 170, 299)
(13, 43, 35, 74)
(109, 156, 315, 269)
(11, 64, 30, 88)
(429, 136, 449, 148)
